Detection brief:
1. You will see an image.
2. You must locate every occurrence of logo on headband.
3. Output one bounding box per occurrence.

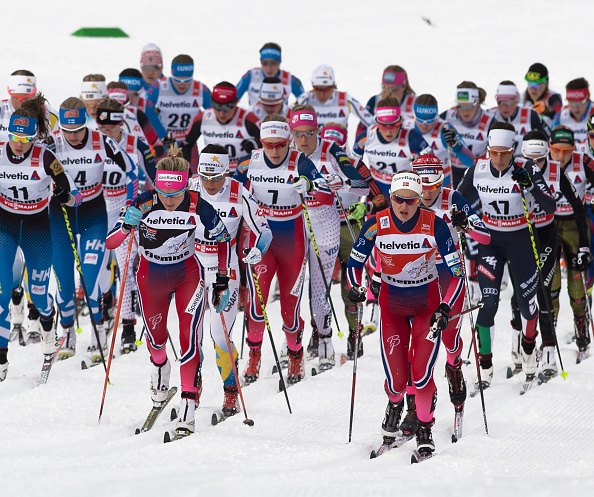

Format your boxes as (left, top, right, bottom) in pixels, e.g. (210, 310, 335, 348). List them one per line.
(13, 118, 29, 126)
(159, 173, 183, 183)
(64, 110, 79, 118)
(457, 91, 469, 101)
(99, 112, 107, 121)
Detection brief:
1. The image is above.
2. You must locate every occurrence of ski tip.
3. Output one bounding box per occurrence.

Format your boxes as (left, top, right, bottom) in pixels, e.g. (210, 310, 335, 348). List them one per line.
(272, 365, 278, 374)
(506, 367, 513, 379)
(278, 378, 284, 392)
(164, 431, 171, 443)
(311, 368, 317, 376)
(170, 407, 178, 422)
(451, 434, 458, 443)
(211, 413, 219, 426)
(81, 360, 88, 370)
(411, 454, 418, 464)
(370, 450, 377, 459)
(244, 419, 255, 427)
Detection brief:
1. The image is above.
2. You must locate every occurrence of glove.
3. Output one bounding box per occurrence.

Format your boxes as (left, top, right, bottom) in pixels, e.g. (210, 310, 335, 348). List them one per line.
(347, 202, 367, 221)
(163, 132, 177, 150)
(443, 125, 458, 147)
(324, 174, 348, 192)
(52, 185, 71, 205)
(292, 176, 312, 194)
(123, 206, 142, 230)
(450, 206, 469, 231)
(369, 271, 382, 299)
(430, 303, 451, 338)
(242, 247, 262, 265)
(212, 273, 230, 313)
(532, 100, 546, 114)
(576, 247, 591, 272)
(511, 166, 532, 188)
(347, 285, 367, 303)
(366, 194, 388, 214)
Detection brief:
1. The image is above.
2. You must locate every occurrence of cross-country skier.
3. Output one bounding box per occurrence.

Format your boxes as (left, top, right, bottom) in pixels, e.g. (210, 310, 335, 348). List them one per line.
(250, 77, 292, 121)
(80, 74, 108, 130)
(552, 78, 594, 145)
(520, 63, 562, 128)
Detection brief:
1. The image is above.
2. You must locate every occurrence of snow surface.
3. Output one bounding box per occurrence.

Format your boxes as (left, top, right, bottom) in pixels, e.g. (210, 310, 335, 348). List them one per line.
(2, 1, 594, 496)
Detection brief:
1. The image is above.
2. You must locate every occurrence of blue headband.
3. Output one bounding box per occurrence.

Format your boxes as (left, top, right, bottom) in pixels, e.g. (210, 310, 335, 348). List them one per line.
(171, 62, 194, 79)
(414, 104, 438, 122)
(8, 115, 38, 135)
(260, 47, 281, 61)
(59, 107, 88, 126)
(119, 76, 142, 92)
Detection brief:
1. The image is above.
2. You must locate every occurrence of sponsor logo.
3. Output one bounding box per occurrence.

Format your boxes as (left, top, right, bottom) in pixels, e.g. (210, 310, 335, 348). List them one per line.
(144, 250, 190, 262)
(185, 281, 205, 315)
(61, 156, 93, 165)
(482, 287, 498, 295)
(84, 253, 98, 265)
(250, 175, 288, 184)
(149, 313, 162, 330)
(351, 249, 366, 263)
(483, 256, 497, 269)
(145, 216, 187, 225)
(379, 216, 390, 229)
(30, 285, 46, 295)
(477, 264, 495, 281)
(386, 335, 401, 354)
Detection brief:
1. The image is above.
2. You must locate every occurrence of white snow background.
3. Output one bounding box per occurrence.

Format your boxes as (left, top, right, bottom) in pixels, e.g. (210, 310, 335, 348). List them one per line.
(1, 1, 594, 496)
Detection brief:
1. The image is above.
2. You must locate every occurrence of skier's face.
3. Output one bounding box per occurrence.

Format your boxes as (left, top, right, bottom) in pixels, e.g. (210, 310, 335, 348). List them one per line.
(84, 100, 100, 119)
(8, 132, 35, 156)
(416, 119, 436, 135)
(390, 188, 420, 222)
(496, 99, 518, 119)
(261, 100, 283, 116)
(568, 99, 589, 120)
(157, 186, 187, 212)
(378, 122, 401, 142)
(527, 82, 546, 102)
(261, 59, 280, 78)
(199, 172, 226, 196)
(172, 77, 192, 95)
(488, 146, 514, 171)
(383, 84, 405, 103)
(291, 125, 318, 157)
(61, 124, 87, 147)
(421, 183, 442, 206)
(313, 86, 334, 104)
(550, 143, 574, 165)
(97, 124, 122, 142)
(262, 137, 290, 165)
(456, 103, 478, 123)
(141, 65, 163, 86)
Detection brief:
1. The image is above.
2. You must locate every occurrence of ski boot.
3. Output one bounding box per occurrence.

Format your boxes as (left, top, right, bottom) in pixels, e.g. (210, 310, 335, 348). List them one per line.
(307, 322, 319, 359)
(445, 357, 467, 407)
(540, 345, 558, 381)
(381, 398, 404, 437)
(415, 419, 435, 457)
(575, 314, 591, 363)
(346, 329, 363, 360)
(150, 357, 171, 403)
(9, 287, 26, 344)
(0, 348, 8, 382)
(287, 347, 305, 385)
(58, 326, 76, 361)
(318, 336, 335, 372)
(362, 299, 379, 336)
(471, 354, 494, 396)
(39, 314, 57, 357)
(399, 394, 418, 437)
(175, 388, 201, 438)
(510, 326, 523, 376)
(243, 345, 262, 385)
(26, 304, 41, 344)
(102, 291, 115, 335)
(120, 319, 138, 354)
(222, 385, 240, 418)
(87, 322, 107, 364)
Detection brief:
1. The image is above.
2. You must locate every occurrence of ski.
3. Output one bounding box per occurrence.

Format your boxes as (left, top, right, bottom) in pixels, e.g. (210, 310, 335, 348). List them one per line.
(451, 404, 464, 443)
(540, 370, 557, 383)
(506, 364, 523, 378)
(81, 351, 112, 370)
(370, 434, 415, 458)
(576, 349, 589, 364)
(38, 337, 66, 386)
(164, 427, 192, 443)
(519, 373, 543, 395)
(469, 380, 490, 398)
(311, 353, 348, 376)
(134, 387, 178, 434)
(211, 410, 239, 426)
(411, 449, 434, 464)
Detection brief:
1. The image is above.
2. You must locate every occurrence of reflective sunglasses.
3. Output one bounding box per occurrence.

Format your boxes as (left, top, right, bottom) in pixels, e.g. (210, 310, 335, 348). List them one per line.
(141, 64, 162, 71)
(497, 100, 518, 107)
(154, 186, 187, 198)
(199, 172, 226, 182)
(392, 194, 421, 205)
(549, 143, 575, 153)
(523, 154, 547, 163)
(212, 100, 236, 112)
(292, 129, 317, 138)
(416, 116, 437, 125)
(421, 182, 443, 192)
(527, 81, 544, 89)
(262, 138, 290, 150)
(313, 86, 333, 92)
(60, 124, 87, 134)
(376, 119, 401, 129)
(383, 83, 406, 91)
(487, 146, 515, 157)
(8, 133, 36, 143)
(568, 98, 589, 107)
(456, 104, 476, 112)
(172, 76, 192, 84)
(8, 91, 34, 102)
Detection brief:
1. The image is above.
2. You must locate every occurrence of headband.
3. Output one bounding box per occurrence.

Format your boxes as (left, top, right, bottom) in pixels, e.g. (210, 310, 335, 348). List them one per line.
(414, 104, 438, 121)
(389, 172, 422, 196)
(290, 110, 318, 129)
(260, 81, 284, 102)
(119, 75, 142, 92)
(522, 139, 548, 157)
(488, 128, 516, 149)
(456, 88, 479, 104)
(495, 84, 519, 102)
(566, 88, 589, 102)
(382, 70, 406, 86)
(320, 125, 347, 147)
(59, 107, 88, 126)
(81, 81, 107, 101)
(260, 121, 290, 140)
(550, 128, 575, 146)
(96, 109, 124, 126)
(108, 88, 129, 105)
(375, 106, 401, 124)
(8, 115, 38, 135)
(155, 170, 188, 190)
(260, 47, 281, 61)
(8, 75, 36, 95)
(171, 62, 194, 80)
(212, 85, 238, 103)
(199, 152, 229, 174)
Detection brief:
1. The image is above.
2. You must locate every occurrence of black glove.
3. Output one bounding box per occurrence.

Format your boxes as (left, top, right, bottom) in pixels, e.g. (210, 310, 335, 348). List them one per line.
(450, 207, 469, 231)
(163, 132, 177, 151)
(576, 248, 592, 272)
(429, 303, 451, 338)
(369, 271, 382, 299)
(443, 125, 457, 147)
(511, 166, 532, 188)
(347, 285, 367, 303)
(367, 194, 388, 214)
(52, 185, 70, 205)
(212, 273, 230, 312)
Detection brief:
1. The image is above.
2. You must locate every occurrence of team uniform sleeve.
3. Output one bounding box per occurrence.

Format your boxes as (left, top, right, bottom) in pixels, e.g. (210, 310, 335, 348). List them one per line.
(106, 191, 152, 249)
(297, 154, 333, 205)
(523, 161, 555, 215)
(241, 188, 272, 254)
(443, 126, 475, 167)
(43, 150, 83, 207)
(233, 155, 252, 190)
(347, 94, 374, 128)
(408, 128, 431, 155)
(352, 129, 367, 157)
(137, 138, 157, 183)
(144, 82, 168, 140)
(346, 216, 377, 287)
(136, 109, 165, 160)
(327, 143, 369, 197)
(451, 191, 491, 245)
(559, 170, 589, 248)
(235, 70, 252, 101)
(291, 74, 305, 99)
(434, 216, 465, 307)
(199, 197, 232, 271)
(456, 164, 481, 214)
(530, 109, 551, 137)
(180, 114, 203, 159)
(241, 115, 262, 156)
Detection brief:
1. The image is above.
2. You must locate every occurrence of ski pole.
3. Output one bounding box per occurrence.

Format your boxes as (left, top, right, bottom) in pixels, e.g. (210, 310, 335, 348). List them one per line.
(167, 329, 179, 361)
(579, 271, 594, 337)
(244, 250, 292, 414)
(348, 301, 363, 443)
(518, 185, 567, 378)
(99, 227, 135, 423)
(61, 205, 108, 373)
(240, 309, 248, 360)
(300, 193, 344, 338)
(220, 312, 254, 426)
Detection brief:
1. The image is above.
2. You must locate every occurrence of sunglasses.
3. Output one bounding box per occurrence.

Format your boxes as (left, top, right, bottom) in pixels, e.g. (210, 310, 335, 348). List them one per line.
(261, 60, 280, 67)
(588, 131, 594, 138)
(376, 120, 401, 129)
(60, 125, 87, 134)
(527, 82, 544, 89)
(568, 98, 589, 107)
(416, 116, 437, 125)
(199, 172, 226, 182)
(141, 65, 162, 71)
(313, 86, 333, 92)
(421, 182, 443, 192)
(487, 147, 514, 156)
(262, 138, 290, 150)
(391, 194, 421, 205)
(549, 143, 575, 153)
(383, 83, 407, 91)
(8, 133, 36, 143)
(172, 76, 192, 84)
(292, 129, 317, 138)
(456, 104, 476, 112)
(212, 100, 236, 112)
(154, 186, 187, 198)
(8, 92, 34, 102)
(497, 100, 518, 107)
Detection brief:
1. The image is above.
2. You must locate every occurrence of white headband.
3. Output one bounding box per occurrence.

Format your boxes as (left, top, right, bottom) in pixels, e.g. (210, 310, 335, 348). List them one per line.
(261, 121, 290, 140)
(199, 152, 229, 174)
(522, 139, 548, 158)
(456, 88, 479, 104)
(488, 129, 516, 149)
(8, 75, 36, 95)
(80, 81, 107, 101)
(389, 172, 423, 196)
(496, 84, 519, 101)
